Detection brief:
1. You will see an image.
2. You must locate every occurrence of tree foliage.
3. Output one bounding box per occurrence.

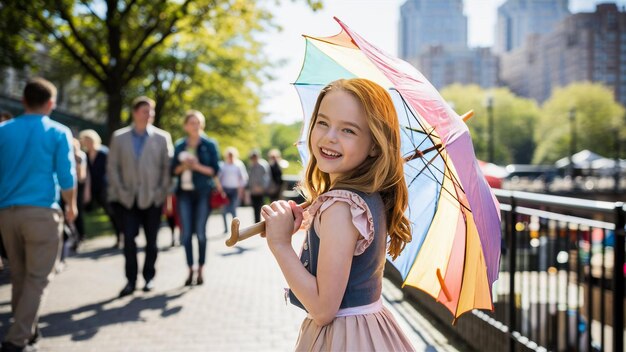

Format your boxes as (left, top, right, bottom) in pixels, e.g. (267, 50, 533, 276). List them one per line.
(441, 84, 541, 165)
(1, 0, 321, 143)
(533, 82, 625, 164)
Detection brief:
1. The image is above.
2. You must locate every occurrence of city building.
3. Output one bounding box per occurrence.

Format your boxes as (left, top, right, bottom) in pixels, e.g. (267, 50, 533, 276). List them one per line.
(494, 0, 570, 54)
(418, 46, 498, 89)
(399, 0, 467, 61)
(1, 64, 103, 123)
(500, 3, 626, 105)
(399, 0, 498, 89)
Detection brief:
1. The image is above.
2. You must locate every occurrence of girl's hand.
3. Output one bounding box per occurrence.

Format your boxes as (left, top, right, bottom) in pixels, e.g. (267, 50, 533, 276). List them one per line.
(261, 201, 297, 249)
(288, 200, 304, 234)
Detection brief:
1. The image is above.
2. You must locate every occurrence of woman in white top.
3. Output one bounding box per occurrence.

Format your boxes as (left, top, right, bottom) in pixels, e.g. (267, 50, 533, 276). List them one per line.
(217, 147, 248, 233)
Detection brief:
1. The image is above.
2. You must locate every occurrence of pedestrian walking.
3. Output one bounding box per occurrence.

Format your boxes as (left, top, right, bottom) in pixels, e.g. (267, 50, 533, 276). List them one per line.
(0, 111, 13, 269)
(247, 149, 270, 223)
(0, 78, 77, 351)
(71, 138, 87, 244)
(260, 78, 415, 351)
(107, 96, 173, 297)
(79, 129, 124, 249)
(171, 110, 220, 286)
(267, 149, 284, 202)
(58, 138, 87, 264)
(217, 147, 248, 233)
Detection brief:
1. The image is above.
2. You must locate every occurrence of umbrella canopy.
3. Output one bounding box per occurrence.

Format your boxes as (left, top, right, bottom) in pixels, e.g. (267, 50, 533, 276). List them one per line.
(294, 18, 501, 321)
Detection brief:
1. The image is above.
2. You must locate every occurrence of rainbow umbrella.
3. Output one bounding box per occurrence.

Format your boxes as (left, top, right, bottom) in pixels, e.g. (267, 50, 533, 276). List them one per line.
(294, 18, 501, 322)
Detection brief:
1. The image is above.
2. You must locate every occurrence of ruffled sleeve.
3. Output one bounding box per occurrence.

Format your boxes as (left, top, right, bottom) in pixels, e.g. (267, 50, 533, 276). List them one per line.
(303, 190, 375, 255)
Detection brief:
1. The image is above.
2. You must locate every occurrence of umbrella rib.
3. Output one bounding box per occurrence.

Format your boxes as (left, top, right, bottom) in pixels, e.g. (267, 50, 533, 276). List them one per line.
(404, 112, 469, 204)
(407, 146, 465, 200)
(396, 97, 471, 212)
(436, 148, 470, 202)
(423, 147, 471, 212)
(407, 154, 472, 214)
(452, 224, 471, 324)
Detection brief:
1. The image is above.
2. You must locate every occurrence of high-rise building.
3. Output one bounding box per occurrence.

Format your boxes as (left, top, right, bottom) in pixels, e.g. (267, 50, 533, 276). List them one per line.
(494, 0, 570, 54)
(399, 0, 498, 89)
(500, 4, 626, 106)
(399, 0, 467, 62)
(419, 46, 499, 89)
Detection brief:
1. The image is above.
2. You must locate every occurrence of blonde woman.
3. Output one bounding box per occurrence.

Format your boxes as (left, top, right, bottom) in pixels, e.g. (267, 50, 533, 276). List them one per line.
(171, 110, 220, 286)
(79, 129, 123, 248)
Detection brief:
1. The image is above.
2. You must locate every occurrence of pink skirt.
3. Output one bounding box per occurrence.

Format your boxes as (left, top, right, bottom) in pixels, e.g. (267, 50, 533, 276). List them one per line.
(294, 306, 415, 351)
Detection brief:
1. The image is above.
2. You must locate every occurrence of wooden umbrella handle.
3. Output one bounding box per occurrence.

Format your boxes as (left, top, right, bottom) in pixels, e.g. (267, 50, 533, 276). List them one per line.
(225, 201, 310, 247)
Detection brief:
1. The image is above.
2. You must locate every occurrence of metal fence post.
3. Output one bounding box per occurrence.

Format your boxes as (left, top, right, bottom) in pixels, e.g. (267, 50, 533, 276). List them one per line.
(508, 196, 517, 352)
(614, 203, 625, 352)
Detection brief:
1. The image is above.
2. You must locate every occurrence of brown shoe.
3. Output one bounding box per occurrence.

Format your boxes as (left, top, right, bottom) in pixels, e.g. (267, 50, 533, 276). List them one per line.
(184, 273, 194, 286)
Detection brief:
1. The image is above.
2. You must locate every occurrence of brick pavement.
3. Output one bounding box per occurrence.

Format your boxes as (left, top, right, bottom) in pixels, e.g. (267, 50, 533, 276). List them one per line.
(0, 207, 460, 351)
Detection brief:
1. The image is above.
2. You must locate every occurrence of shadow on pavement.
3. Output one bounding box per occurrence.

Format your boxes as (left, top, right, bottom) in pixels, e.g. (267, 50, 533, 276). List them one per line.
(72, 246, 120, 261)
(218, 245, 257, 257)
(37, 289, 188, 341)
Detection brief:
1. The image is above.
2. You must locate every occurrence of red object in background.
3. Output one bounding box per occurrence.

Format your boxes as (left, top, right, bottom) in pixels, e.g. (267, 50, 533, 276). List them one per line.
(164, 194, 180, 228)
(478, 160, 509, 189)
(210, 190, 230, 209)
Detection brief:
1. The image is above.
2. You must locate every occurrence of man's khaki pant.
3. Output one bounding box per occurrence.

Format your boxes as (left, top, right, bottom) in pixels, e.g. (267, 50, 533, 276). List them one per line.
(0, 206, 62, 347)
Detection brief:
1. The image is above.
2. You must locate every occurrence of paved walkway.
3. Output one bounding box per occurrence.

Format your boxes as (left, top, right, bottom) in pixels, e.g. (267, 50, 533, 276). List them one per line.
(0, 207, 460, 351)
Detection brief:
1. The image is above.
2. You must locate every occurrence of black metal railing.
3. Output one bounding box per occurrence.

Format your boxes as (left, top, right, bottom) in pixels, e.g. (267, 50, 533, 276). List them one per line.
(492, 189, 625, 352)
(385, 189, 625, 352)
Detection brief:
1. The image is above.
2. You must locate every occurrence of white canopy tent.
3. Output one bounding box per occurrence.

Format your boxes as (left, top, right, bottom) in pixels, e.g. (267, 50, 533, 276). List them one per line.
(555, 149, 625, 176)
(555, 150, 606, 169)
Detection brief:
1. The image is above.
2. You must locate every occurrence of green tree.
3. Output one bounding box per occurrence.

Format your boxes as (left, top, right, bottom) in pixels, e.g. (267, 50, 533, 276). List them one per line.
(263, 121, 303, 172)
(2, 0, 321, 139)
(0, 2, 32, 70)
(442, 84, 540, 165)
(533, 82, 626, 164)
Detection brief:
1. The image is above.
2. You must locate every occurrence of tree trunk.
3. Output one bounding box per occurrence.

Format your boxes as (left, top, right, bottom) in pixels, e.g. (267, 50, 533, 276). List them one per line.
(154, 87, 171, 128)
(106, 84, 123, 143)
(154, 96, 164, 128)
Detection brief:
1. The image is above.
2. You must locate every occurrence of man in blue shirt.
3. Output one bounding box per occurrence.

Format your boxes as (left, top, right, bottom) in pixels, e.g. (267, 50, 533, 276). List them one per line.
(0, 77, 77, 351)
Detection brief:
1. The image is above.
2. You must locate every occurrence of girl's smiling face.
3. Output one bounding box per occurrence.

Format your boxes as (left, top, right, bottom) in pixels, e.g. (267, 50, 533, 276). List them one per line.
(310, 90, 375, 183)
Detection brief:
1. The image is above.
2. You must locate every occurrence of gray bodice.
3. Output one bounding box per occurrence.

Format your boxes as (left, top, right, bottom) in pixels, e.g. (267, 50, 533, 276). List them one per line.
(289, 189, 387, 311)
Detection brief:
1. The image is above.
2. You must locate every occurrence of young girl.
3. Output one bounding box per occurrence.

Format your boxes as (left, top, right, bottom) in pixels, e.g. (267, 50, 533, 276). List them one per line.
(261, 78, 415, 351)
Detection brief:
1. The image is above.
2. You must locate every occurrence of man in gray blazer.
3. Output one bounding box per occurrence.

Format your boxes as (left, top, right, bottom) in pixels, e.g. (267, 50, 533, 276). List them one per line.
(107, 96, 173, 297)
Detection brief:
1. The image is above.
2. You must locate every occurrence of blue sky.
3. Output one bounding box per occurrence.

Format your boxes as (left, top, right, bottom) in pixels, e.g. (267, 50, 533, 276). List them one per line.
(259, 0, 626, 124)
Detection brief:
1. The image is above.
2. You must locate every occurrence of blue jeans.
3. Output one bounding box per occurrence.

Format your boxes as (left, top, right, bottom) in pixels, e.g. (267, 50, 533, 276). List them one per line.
(176, 190, 211, 267)
(221, 187, 239, 232)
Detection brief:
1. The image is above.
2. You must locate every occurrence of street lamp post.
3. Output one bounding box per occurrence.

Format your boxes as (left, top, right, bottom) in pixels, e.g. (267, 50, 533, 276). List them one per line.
(569, 108, 577, 180)
(615, 129, 621, 194)
(485, 95, 494, 163)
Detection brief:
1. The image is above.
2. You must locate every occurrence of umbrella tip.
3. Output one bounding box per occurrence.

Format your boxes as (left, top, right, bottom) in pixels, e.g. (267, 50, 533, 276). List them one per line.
(461, 110, 474, 122)
(436, 268, 452, 302)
